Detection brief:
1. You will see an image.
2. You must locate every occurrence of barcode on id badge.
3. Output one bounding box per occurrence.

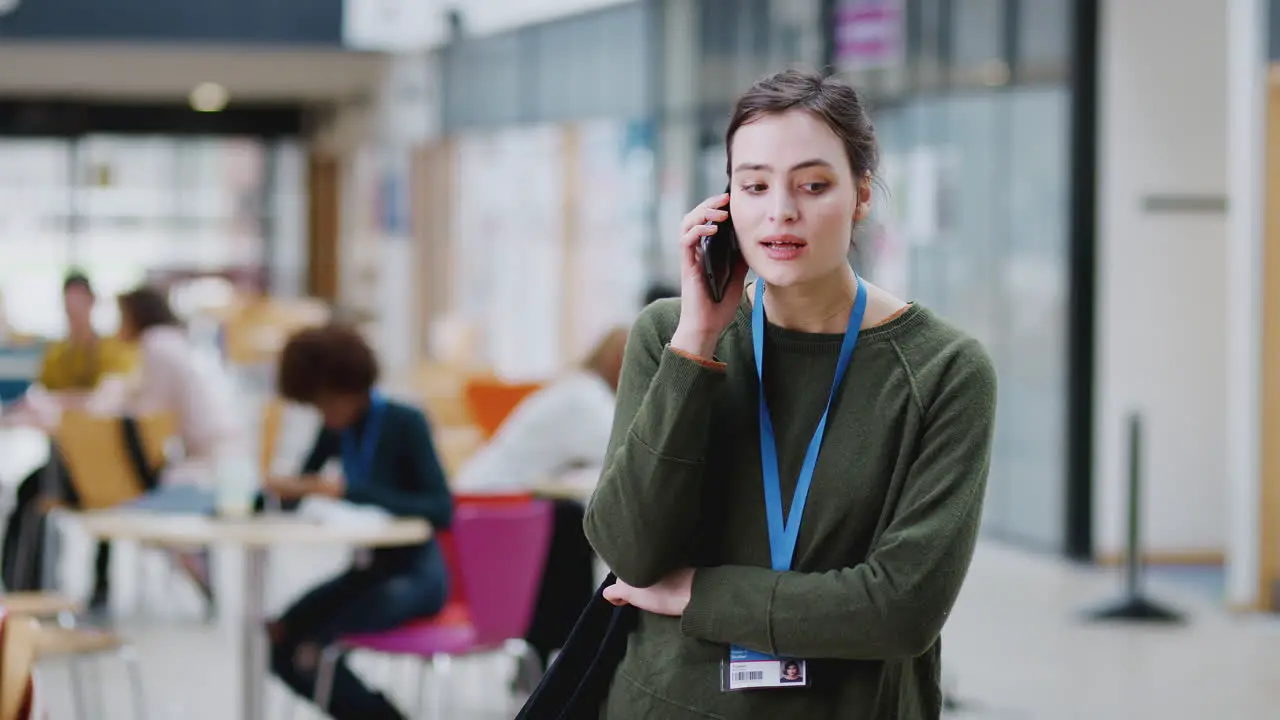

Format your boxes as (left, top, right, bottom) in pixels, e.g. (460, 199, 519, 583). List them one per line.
(733, 671, 765, 682)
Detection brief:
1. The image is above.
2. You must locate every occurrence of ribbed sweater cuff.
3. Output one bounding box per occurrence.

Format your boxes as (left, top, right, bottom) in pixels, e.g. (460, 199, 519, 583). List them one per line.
(680, 565, 778, 652)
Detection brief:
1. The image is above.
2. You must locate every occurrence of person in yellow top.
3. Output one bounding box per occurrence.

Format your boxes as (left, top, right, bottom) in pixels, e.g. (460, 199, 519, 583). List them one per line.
(1, 272, 138, 602)
(33, 273, 134, 392)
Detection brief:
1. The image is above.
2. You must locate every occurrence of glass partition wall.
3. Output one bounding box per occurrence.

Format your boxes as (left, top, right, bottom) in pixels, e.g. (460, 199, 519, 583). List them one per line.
(834, 0, 1078, 552)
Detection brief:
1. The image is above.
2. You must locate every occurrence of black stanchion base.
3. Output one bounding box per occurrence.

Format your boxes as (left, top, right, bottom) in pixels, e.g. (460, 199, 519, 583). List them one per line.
(1085, 595, 1186, 624)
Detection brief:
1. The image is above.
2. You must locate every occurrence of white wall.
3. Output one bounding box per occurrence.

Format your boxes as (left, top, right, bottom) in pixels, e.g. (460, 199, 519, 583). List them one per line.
(343, 0, 634, 48)
(1225, 0, 1268, 607)
(452, 0, 634, 36)
(1095, 0, 1229, 557)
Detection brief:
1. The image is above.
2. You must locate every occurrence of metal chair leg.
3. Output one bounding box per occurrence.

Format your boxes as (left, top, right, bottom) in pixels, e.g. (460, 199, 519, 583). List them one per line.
(429, 654, 451, 720)
(313, 645, 343, 712)
(415, 656, 430, 720)
(120, 645, 148, 720)
(67, 657, 92, 720)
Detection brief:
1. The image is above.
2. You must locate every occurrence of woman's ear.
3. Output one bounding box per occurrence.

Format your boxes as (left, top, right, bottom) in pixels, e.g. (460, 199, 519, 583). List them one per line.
(854, 173, 873, 223)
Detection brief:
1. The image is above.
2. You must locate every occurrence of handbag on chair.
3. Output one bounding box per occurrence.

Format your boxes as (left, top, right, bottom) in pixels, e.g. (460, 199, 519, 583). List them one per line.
(516, 572, 637, 720)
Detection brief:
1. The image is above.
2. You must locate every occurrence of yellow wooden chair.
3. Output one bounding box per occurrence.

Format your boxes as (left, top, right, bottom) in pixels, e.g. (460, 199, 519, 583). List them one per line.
(53, 411, 174, 511)
(31, 621, 144, 720)
(0, 612, 38, 720)
(0, 593, 80, 620)
(40, 413, 158, 717)
(260, 397, 285, 481)
(45, 411, 182, 620)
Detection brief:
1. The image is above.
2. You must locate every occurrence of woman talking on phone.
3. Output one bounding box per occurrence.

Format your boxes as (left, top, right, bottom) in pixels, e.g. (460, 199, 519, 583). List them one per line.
(583, 70, 997, 719)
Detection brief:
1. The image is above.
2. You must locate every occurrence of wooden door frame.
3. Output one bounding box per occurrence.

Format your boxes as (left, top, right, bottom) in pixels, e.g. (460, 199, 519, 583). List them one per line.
(306, 152, 341, 302)
(1258, 66, 1280, 610)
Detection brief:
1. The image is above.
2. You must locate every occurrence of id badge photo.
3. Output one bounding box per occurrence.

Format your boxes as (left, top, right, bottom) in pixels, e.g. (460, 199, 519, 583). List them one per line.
(721, 646, 809, 691)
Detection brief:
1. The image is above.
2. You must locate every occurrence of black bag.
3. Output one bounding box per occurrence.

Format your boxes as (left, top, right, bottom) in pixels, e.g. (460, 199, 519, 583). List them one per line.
(516, 572, 638, 720)
(1, 472, 49, 591)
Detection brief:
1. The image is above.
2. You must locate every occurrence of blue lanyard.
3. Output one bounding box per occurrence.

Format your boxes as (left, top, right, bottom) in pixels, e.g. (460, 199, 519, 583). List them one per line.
(752, 276, 867, 571)
(341, 392, 387, 489)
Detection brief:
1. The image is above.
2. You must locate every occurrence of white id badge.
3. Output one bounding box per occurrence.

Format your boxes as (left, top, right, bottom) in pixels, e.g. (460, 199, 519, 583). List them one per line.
(721, 646, 809, 691)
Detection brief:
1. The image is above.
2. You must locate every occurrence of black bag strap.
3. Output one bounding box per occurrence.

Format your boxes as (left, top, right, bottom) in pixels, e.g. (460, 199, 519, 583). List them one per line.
(517, 573, 638, 720)
(119, 416, 164, 492)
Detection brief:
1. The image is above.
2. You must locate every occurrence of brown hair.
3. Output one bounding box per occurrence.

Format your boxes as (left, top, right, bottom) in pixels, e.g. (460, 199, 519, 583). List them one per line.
(276, 324, 380, 404)
(581, 326, 629, 392)
(726, 69, 879, 180)
(117, 286, 180, 335)
(63, 271, 94, 296)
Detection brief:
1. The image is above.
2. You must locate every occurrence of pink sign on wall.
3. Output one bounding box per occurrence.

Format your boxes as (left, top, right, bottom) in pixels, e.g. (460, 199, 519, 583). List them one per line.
(834, 0, 904, 70)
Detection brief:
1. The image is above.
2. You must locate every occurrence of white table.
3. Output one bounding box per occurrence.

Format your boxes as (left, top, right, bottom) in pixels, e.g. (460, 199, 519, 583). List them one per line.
(73, 510, 432, 720)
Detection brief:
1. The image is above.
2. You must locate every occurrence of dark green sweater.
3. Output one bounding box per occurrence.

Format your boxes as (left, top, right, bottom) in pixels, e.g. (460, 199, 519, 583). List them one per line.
(583, 294, 997, 720)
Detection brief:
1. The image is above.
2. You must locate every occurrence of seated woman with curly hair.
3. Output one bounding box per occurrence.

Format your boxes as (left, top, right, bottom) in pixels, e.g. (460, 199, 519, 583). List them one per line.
(264, 324, 453, 720)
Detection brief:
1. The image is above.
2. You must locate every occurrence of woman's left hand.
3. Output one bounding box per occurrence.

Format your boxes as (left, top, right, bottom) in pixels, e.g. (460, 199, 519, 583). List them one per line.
(603, 568, 695, 617)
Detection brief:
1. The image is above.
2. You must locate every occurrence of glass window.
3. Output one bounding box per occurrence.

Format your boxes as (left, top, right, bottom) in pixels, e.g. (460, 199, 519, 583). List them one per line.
(997, 87, 1070, 547)
(0, 139, 73, 337)
(450, 4, 651, 129)
(1273, 0, 1280, 60)
(865, 88, 1071, 551)
(0, 135, 277, 337)
(949, 0, 1009, 87)
(1016, 0, 1071, 83)
(907, 0, 947, 92)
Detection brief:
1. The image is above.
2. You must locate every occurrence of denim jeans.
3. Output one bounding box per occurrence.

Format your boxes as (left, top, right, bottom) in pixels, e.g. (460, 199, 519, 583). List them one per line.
(270, 559, 447, 720)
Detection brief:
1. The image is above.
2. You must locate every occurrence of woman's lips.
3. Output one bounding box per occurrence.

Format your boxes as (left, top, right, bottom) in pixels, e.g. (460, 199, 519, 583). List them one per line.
(760, 235, 807, 261)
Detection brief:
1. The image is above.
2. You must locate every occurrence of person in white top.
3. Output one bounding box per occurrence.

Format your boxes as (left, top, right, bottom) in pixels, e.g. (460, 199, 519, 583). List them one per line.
(114, 286, 240, 464)
(453, 327, 628, 493)
(109, 286, 240, 615)
(451, 326, 628, 680)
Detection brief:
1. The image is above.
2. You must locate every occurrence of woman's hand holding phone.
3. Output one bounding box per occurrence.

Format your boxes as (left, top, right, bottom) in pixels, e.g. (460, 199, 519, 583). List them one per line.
(671, 192, 748, 359)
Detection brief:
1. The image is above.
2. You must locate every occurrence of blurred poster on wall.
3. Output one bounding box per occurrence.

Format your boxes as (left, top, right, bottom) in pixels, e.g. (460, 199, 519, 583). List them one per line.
(453, 131, 501, 324)
(834, 0, 904, 72)
(453, 126, 565, 381)
(569, 119, 653, 362)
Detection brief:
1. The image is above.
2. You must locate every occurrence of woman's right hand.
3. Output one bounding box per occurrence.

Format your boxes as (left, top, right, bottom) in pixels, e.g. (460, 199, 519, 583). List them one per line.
(671, 192, 749, 358)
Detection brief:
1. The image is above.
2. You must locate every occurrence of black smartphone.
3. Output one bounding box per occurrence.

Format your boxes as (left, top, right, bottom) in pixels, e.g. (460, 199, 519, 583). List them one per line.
(700, 186, 740, 303)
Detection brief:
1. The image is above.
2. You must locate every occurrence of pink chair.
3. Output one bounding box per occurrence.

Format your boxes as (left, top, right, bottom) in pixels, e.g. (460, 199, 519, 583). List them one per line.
(312, 501, 554, 718)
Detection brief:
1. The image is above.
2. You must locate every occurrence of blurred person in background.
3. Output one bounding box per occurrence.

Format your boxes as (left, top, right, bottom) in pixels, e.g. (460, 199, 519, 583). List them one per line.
(453, 326, 628, 494)
(584, 70, 996, 719)
(109, 285, 244, 615)
(113, 286, 239, 463)
(643, 284, 680, 307)
(0, 272, 137, 599)
(453, 326, 628, 681)
(263, 325, 453, 720)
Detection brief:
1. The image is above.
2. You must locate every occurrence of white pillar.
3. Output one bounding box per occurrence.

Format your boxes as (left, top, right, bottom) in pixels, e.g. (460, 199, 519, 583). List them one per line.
(1225, 0, 1268, 608)
(374, 51, 440, 378)
(654, 0, 699, 286)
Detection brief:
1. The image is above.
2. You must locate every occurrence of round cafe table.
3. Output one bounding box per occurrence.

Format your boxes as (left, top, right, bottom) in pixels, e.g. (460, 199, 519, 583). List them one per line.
(72, 510, 431, 720)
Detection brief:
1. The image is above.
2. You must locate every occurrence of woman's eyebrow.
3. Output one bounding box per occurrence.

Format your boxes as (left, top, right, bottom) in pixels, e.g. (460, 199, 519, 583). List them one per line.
(732, 158, 834, 173)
